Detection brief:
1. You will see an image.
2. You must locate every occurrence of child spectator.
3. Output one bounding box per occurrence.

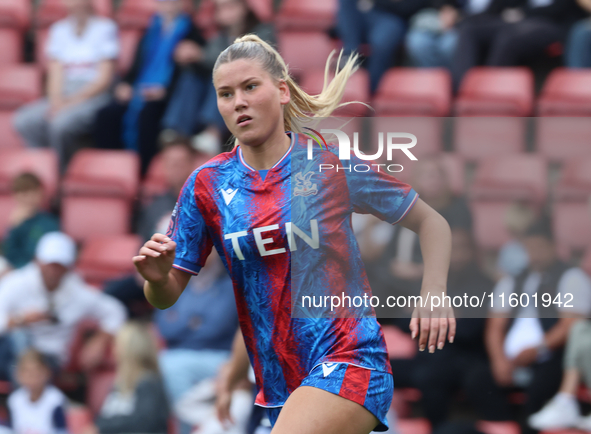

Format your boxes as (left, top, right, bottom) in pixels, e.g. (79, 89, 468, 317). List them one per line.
(83, 322, 169, 434)
(5, 349, 68, 434)
(2, 173, 59, 274)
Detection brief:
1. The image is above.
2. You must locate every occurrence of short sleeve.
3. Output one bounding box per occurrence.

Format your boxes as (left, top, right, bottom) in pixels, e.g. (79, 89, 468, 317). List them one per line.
(557, 268, 591, 315)
(345, 153, 419, 224)
(96, 19, 120, 59)
(169, 171, 213, 275)
(45, 22, 62, 60)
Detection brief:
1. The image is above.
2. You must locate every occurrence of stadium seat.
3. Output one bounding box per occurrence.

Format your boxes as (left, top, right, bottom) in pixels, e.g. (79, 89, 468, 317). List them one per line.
(453, 117, 527, 161)
(62, 149, 140, 199)
(34, 28, 49, 70)
(371, 117, 444, 161)
(554, 157, 591, 202)
(455, 67, 534, 116)
(76, 235, 142, 287)
(397, 418, 431, 434)
(275, 0, 337, 31)
(0, 65, 42, 110)
(535, 117, 591, 164)
(373, 68, 452, 116)
(476, 421, 521, 434)
(471, 201, 513, 250)
(0, 0, 31, 31)
(87, 369, 116, 416)
(141, 154, 168, 203)
(300, 68, 370, 117)
(62, 197, 132, 242)
(553, 202, 591, 257)
(580, 247, 591, 278)
(278, 32, 338, 81)
(0, 29, 23, 64)
(470, 154, 548, 204)
(67, 406, 93, 434)
(0, 148, 59, 198)
(117, 29, 142, 75)
(193, 0, 216, 39)
(0, 110, 24, 150)
(382, 325, 417, 359)
(538, 68, 591, 116)
(393, 152, 465, 197)
(118, 0, 191, 29)
(36, 0, 113, 28)
(247, 0, 274, 22)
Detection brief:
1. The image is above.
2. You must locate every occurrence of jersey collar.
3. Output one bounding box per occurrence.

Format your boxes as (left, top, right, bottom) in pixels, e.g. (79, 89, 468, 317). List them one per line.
(237, 132, 296, 173)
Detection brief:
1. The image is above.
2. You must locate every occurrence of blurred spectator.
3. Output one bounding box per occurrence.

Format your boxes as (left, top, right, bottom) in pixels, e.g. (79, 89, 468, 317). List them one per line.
(94, 0, 205, 174)
(13, 0, 118, 171)
(137, 137, 209, 242)
(155, 251, 238, 434)
(451, 0, 587, 91)
(161, 0, 276, 152)
(496, 202, 535, 279)
(565, 0, 591, 67)
(84, 322, 169, 434)
(3, 350, 67, 434)
(465, 219, 591, 433)
(0, 232, 127, 376)
(1, 174, 59, 276)
(528, 319, 591, 430)
(336, 0, 429, 94)
(412, 228, 492, 428)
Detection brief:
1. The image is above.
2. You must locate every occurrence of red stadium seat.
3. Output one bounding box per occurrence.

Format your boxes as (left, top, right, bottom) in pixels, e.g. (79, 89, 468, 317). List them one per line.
(554, 157, 591, 202)
(471, 201, 512, 250)
(470, 154, 548, 204)
(276, 0, 337, 31)
(371, 117, 444, 161)
(117, 29, 142, 75)
(87, 369, 116, 416)
(582, 250, 591, 282)
(0, 29, 23, 65)
(397, 418, 432, 434)
(553, 202, 591, 257)
(247, 0, 273, 22)
(0, 148, 59, 198)
(300, 69, 370, 117)
(373, 68, 452, 116)
(36, 0, 113, 28)
(0, 110, 24, 150)
(535, 117, 591, 164)
(454, 117, 526, 161)
(67, 406, 93, 434)
(0, 0, 31, 31)
(62, 149, 140, 199)
(278, 32, 338, 81)
(538, 68, 591, 116)
(476, 421, 521, 434)
(455, 67, 534, 116)
(76, 235, 142, 286)
(382, 325, 417, 359)
(0, 65, 41, 110)
(62, 197, 132, 242)
(142, 153, 168, 203)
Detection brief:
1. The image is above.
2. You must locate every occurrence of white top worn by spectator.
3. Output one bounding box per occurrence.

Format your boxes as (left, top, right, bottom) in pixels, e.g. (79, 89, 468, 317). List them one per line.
(491, 268, 591, 361)
(46, 16, 119, 84)
(7, 385, 67, 434)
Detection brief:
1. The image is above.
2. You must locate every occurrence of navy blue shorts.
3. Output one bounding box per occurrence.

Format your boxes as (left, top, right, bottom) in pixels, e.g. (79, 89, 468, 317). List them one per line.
(264, 362, 393, 432)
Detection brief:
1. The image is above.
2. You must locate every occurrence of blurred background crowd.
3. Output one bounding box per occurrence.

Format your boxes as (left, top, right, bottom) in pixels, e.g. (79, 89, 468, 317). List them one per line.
(0, 0, 590, 433)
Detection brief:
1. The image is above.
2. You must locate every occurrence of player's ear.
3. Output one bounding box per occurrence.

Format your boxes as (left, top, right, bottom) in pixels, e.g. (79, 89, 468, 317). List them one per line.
(278, 79, 290, 106)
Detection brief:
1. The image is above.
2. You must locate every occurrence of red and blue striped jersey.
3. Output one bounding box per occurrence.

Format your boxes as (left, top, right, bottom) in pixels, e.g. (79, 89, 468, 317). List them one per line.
(167, 132, 418, 406)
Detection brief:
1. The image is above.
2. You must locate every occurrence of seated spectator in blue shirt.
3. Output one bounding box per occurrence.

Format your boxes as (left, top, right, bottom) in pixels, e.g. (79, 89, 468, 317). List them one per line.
(565, 0, 591, 67)
(154, 250, 238, 434)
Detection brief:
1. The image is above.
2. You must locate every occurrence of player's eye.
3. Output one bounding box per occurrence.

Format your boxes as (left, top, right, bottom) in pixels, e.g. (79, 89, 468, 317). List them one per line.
(219, 91, 232, 98)
(246, 83, 257, 91)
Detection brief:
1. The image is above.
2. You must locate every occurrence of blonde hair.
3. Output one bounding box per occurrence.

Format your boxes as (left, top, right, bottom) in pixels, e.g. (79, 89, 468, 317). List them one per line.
(213, 34, 363, 138)
(114, 322, 160, 396)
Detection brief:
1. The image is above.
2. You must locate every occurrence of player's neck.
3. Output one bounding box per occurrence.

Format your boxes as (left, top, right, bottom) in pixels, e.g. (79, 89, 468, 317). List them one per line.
(239, 128, 291, 170)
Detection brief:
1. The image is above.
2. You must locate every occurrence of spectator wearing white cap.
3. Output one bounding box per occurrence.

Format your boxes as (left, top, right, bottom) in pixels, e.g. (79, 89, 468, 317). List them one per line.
(0, 232, 127, 378)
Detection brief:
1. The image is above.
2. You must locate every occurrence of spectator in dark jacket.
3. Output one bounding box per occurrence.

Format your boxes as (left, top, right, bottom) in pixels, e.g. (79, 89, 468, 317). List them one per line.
(337, 0, 429, 93)
(94, 0, 205, 173)
(565, 0, 591, 67)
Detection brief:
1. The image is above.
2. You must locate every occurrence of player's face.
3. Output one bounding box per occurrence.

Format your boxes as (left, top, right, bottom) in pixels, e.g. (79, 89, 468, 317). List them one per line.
(214, 59, 290, 147)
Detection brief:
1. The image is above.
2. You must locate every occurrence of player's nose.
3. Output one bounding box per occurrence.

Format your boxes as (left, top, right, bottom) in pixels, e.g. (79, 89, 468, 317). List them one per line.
(234, 89, 248, 110)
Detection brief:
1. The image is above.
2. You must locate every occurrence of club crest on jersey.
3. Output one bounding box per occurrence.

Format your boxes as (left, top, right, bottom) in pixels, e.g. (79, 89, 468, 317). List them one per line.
(294, 171, 318, 197)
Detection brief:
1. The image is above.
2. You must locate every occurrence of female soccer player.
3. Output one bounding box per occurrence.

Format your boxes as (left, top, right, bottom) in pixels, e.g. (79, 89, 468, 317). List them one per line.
(133, 34, 455, 434)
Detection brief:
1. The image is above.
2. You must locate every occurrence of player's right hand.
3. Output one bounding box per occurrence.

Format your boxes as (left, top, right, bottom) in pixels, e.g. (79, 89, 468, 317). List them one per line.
(132, 233, 177, 285)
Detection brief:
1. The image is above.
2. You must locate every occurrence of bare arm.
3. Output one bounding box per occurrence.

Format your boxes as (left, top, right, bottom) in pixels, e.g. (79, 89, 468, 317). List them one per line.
(66, 59, 115, 105)
(398, 199, 455, 352)
(47, 60, 64, 104)
(577, 0, 591, 13)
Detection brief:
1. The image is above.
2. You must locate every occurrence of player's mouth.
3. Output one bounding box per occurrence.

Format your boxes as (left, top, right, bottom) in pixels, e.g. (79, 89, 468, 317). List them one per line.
(237, 115, 253, 127)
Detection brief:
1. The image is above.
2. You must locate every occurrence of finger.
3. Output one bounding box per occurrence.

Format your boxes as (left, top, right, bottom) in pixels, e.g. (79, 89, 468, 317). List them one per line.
(437, 317, 448, 350)
(139, 246, 162, 258)
(132, 255, 146, 264)
(409, 317, 419, 340)
(428, 316, 439, 353)
(151, 233, 171, 243)
(418, 314, 430, 351)
(145, 240, 168, 252)
(448, 316, 457, 343)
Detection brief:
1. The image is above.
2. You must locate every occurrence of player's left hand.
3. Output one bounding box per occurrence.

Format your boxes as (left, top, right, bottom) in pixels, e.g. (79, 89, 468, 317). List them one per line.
(409, 303, 456, 353)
